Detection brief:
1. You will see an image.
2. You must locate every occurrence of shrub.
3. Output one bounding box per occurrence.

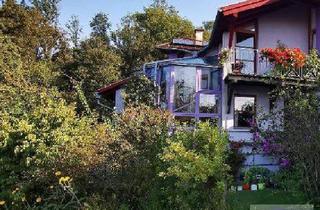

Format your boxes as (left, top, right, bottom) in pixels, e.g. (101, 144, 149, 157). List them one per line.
(0, 85, 109, 209)
(86, 105, 173, 209)
(159, 123, 230, 209)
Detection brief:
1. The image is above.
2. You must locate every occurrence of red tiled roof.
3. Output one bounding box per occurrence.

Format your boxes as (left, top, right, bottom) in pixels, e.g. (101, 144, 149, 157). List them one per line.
(97, 78, 130, 94)
(221, 0, 280, 16)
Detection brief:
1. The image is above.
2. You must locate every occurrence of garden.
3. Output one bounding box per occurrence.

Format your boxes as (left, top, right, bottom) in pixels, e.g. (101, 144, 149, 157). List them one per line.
(1, 1, 320, 209)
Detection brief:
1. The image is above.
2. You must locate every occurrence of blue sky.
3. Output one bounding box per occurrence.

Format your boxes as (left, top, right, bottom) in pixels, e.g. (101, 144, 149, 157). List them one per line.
(58, 0, 239, 39)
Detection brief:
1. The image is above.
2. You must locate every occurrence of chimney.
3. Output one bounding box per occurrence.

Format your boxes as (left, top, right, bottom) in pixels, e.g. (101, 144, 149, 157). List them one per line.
(195, 28, 204, 45)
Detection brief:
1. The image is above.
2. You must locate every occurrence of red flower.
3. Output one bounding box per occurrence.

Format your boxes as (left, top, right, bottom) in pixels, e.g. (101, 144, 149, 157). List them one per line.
(261, 47, 306, 70)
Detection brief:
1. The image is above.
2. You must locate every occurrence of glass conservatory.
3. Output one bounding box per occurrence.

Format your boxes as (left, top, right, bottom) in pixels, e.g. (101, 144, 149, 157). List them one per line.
(144, 56, 222, 125)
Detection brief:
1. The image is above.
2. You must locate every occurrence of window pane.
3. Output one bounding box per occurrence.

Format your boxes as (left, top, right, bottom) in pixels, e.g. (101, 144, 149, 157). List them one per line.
(237, 61, 254, 74)
(145, 66, 156, 81)
(234, 96, 255, 127)
(201, 74, 209, 89)
(200, 68, 220, 90)
(235, 48, 255, 61)
(160, 67, 168, 109)
(236, 32, 254, 48)
(199, 94, 219, 113)
(210, 70, 220, 90)
(174, 66, 196, 113)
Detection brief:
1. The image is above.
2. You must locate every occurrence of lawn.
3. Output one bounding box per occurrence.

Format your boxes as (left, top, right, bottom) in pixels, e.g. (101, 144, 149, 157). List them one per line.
(226, 190, 313, 210)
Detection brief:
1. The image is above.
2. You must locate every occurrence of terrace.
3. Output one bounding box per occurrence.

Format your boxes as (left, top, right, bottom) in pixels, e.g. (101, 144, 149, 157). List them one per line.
(224, 47, 320, 84)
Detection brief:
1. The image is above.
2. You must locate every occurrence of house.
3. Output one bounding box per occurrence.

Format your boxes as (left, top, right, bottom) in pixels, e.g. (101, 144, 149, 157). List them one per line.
(96, 29, 208, 112)
(97, 0, 320, 171)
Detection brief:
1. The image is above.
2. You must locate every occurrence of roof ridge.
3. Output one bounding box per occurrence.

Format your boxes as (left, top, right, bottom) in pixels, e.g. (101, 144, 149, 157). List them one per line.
(221, 0, 270, 12)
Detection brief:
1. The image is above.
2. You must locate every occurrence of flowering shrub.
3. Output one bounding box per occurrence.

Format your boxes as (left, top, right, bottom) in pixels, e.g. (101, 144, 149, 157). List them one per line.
(260, 47, 306, 69)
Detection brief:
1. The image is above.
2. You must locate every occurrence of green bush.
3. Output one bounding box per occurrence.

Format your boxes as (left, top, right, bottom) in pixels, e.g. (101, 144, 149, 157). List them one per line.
(243, 167, 272, 184)
(159, 123, 230, 209)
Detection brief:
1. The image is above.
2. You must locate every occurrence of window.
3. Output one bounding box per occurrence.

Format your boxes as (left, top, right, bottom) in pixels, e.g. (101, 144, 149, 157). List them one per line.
(235, 23, 256, 74)
(159, 67, 169, 109)
(200, 68, 220, 90)
(199, 94, 219, 113)
(234, 96, 255, 128)
(174, 66, 196, 113)
(145, 65, 156, 81)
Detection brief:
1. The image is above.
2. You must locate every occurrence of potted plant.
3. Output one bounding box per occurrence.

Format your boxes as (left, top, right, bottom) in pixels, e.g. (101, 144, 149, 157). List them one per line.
(251, 178, 258, 191)
(242, 176, 250, 191)
(230, 185, 237, 192)
(258, 181, 265, 190)
(246, 167, 271, 190)
(232, 61, 244, 74)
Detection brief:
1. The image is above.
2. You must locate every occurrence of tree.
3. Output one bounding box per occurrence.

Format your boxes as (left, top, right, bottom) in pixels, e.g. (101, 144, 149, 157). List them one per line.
(65, 15, 82, 48)
(113, 3, 194, 76)
(151, 0, 169, 8)
(20, 0, 27, 6)
(90, 12, 111, 44)
(202, 20, 214, 41)
(0, 1, 62, 61)
(62, 37, 121, 110)
(30, 0, 61, 25)
(0, 34, 110, 209)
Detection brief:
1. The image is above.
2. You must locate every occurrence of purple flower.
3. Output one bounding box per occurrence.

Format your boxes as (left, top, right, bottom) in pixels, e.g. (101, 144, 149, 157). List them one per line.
(280, 158, 290, 168)
(253, 132, 260, 142)
(262, 140, 271, 154)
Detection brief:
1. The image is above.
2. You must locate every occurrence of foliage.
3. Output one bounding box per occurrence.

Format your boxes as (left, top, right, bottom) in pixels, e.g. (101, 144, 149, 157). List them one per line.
(227, 142, 246, 180)
(123, 75, 158, 107)
(65, 15, 82, 48)
(202, 20, 214, 41)
(272, 168, 304, 192)
(0, 1, 62, 61)
(90, 12, 111, 44)
(160, 123, 230, 209)
(0, 84, 109, 209)
(87, 105, 173, 209)
(243, 167, 272, 184)
(112, 3, 194, 76)
(305, 49, 320, 79)
(62, 37, 121, 110)
(218, 48, 231, 66)
(31, 0, 61, 25)
(255, 87, 320, 202)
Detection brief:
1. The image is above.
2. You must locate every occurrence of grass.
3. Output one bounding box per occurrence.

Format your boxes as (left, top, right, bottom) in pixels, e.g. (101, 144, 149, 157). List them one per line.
(226, 189, 311, 210)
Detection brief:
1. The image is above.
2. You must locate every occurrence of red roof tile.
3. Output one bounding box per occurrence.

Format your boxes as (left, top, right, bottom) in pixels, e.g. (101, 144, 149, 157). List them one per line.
(97, 78, 130, 94)
(221, 0, 280, 16)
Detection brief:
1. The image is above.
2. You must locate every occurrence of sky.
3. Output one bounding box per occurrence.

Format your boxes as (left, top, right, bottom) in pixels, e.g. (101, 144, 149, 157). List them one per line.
(58, 0, 240, 39)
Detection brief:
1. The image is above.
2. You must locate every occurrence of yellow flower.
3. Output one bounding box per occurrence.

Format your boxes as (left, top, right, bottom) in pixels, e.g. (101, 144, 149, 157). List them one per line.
(55, 171, 62, 176)
(36, 197, 42, 203)
(59, 176, 72, 185)
(0, 200, 5, 206)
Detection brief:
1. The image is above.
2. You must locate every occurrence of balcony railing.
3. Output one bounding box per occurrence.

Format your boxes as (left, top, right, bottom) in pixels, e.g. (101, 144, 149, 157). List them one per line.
(226, 47, 319, 81)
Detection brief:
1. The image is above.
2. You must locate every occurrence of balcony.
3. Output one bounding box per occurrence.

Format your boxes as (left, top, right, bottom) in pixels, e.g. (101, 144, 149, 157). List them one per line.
(225, 47, 319, 82)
